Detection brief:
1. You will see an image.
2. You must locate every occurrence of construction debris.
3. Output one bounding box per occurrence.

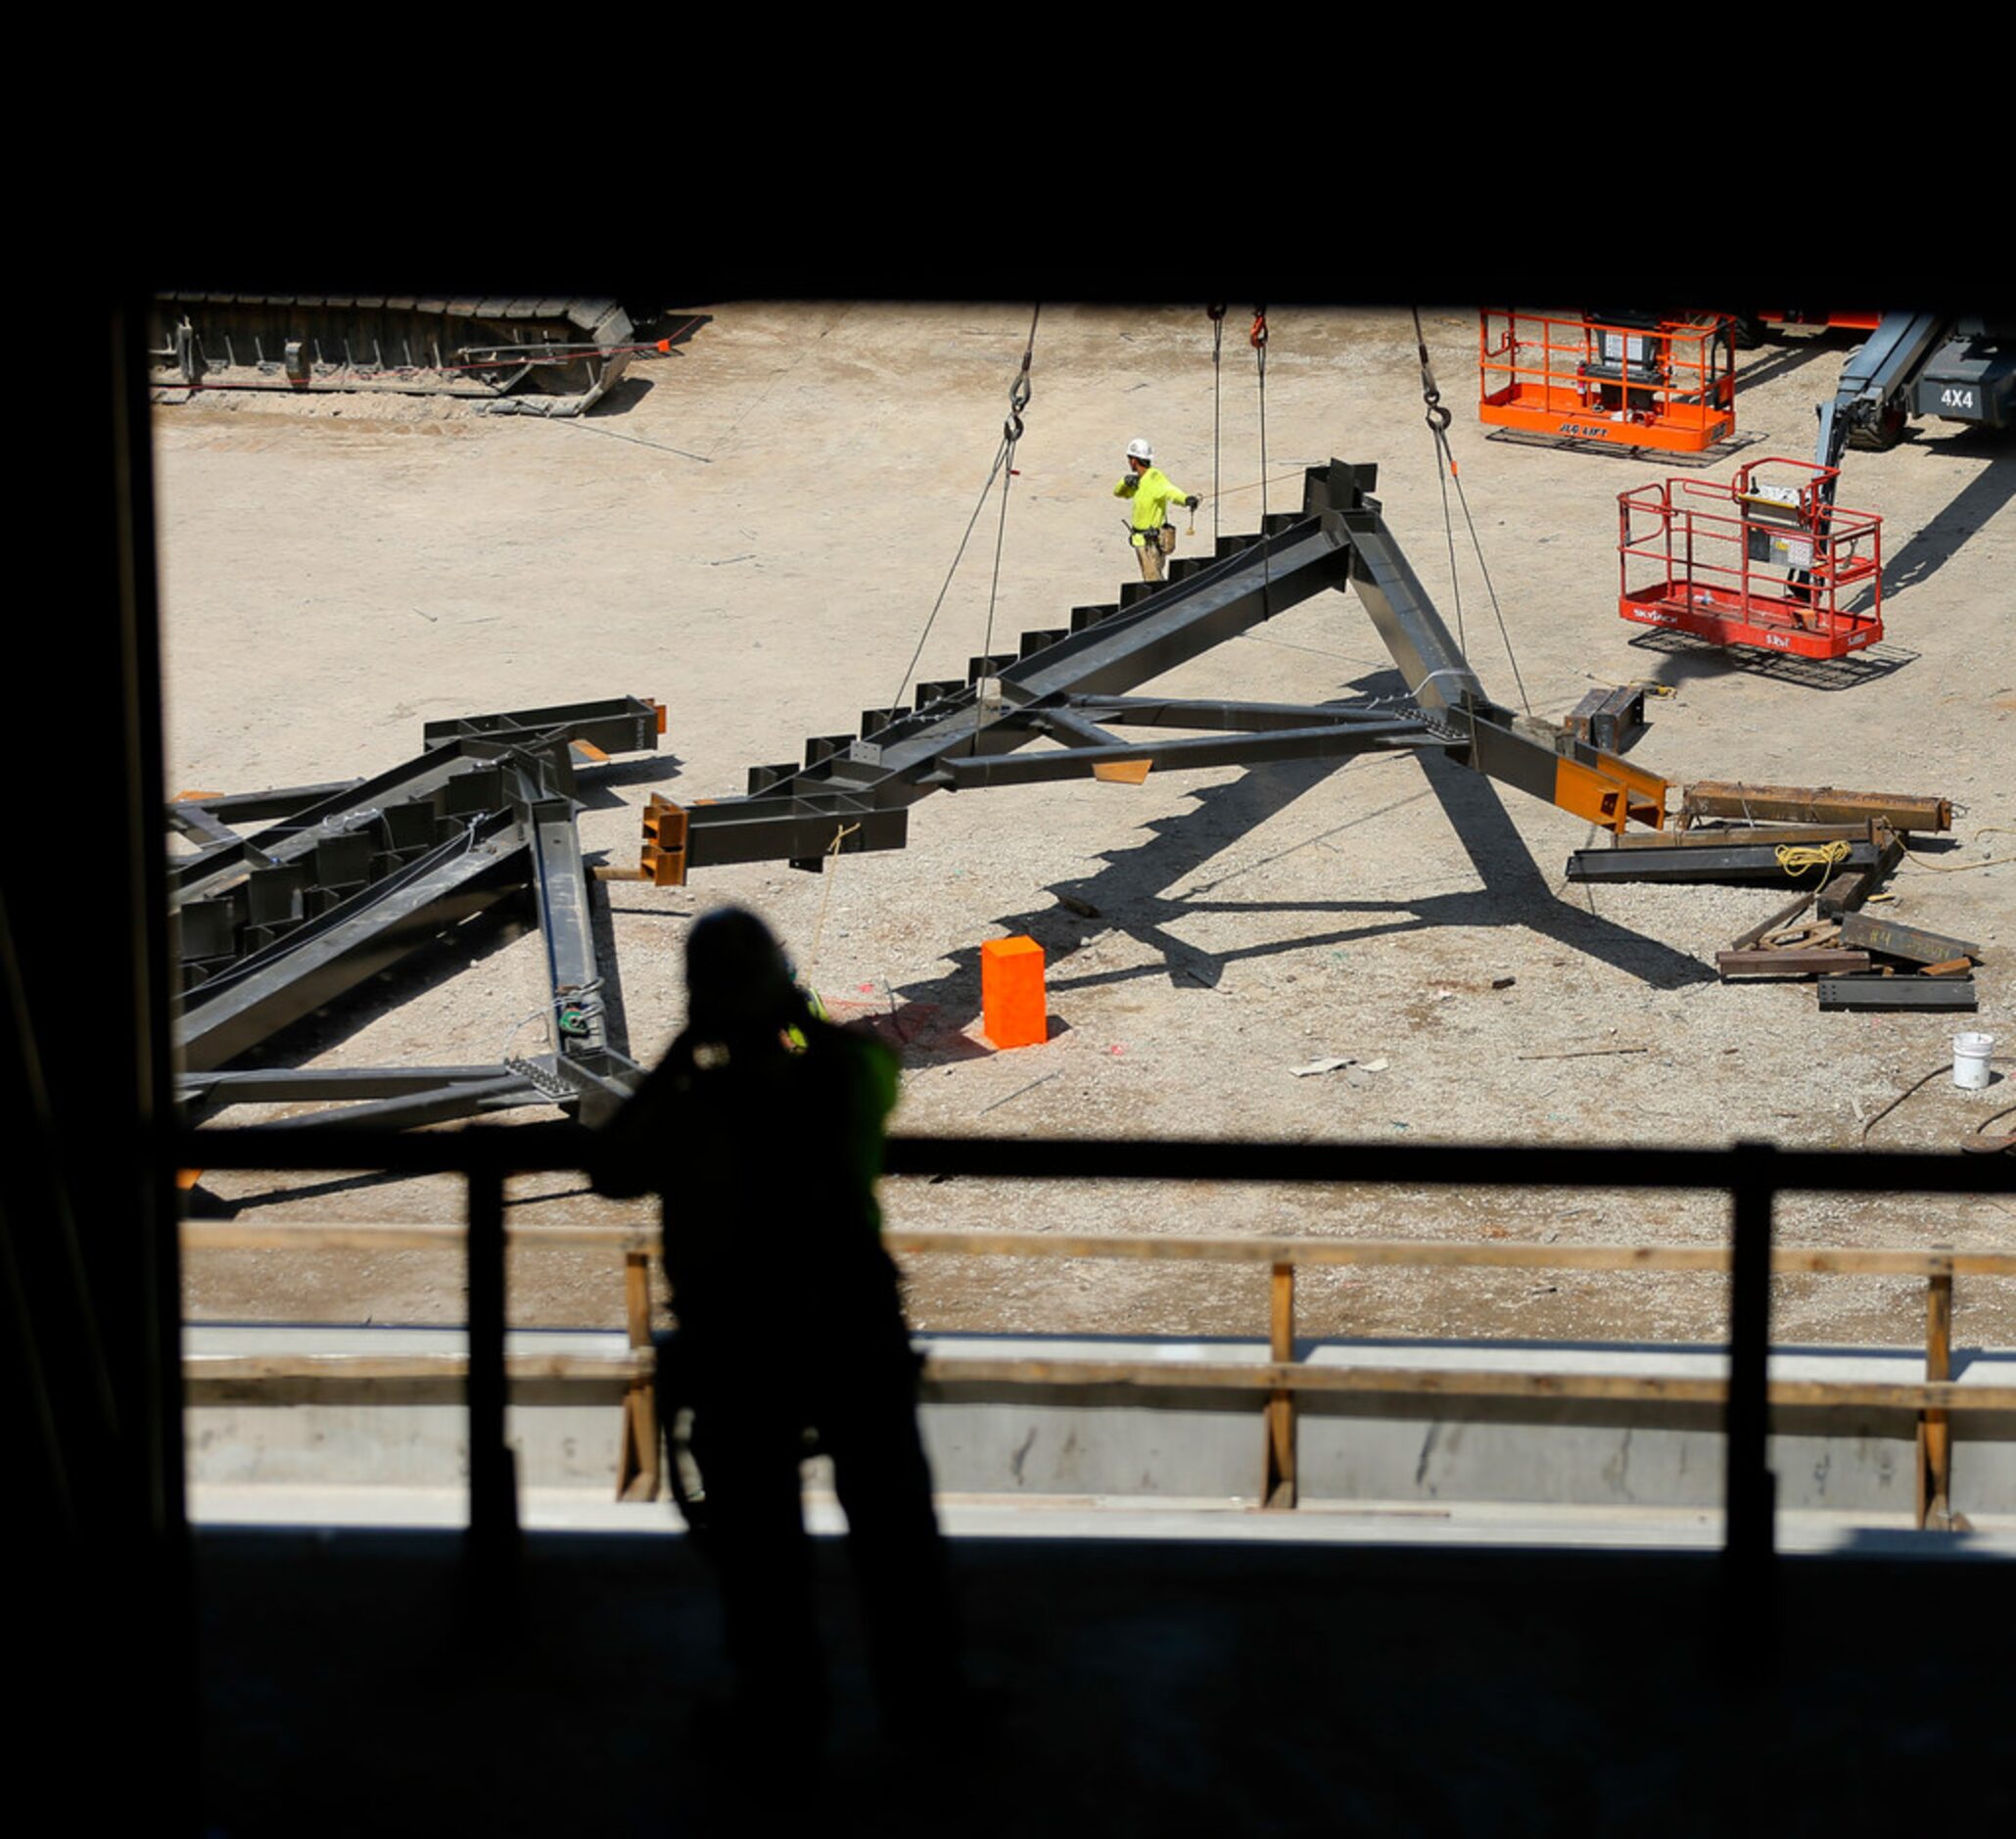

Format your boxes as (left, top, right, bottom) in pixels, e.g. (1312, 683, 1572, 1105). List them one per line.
(1562, 773, 1985, 1014)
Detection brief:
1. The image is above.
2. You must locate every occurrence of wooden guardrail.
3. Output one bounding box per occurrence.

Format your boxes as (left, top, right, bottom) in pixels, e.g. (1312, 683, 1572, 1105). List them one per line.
(181, 1222, 2015, 1527)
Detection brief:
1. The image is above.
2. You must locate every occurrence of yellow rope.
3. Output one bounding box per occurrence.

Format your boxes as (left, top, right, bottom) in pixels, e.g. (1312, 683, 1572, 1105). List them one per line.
(1897, 826, 2016, 873)
(808, 822, 862, 966)
(1775, 839, 1852, 877)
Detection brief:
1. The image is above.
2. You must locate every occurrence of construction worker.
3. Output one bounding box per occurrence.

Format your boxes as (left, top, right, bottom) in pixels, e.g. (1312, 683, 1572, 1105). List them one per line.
(1113, 437, 1200, 583)
(592, 907, 962, 1766)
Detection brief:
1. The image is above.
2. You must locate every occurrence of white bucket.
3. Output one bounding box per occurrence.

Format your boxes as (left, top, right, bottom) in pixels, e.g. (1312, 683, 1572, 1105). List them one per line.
(1952, 1032, 1994, 1092)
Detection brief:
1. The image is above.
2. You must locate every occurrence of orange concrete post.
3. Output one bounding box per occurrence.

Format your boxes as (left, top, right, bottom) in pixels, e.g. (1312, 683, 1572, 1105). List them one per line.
(980, 936, 1048, 1049)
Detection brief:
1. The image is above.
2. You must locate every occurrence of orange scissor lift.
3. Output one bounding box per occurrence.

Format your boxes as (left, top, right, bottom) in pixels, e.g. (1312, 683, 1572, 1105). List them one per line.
(1479, 309, 1738, 452)
(1617, 458, 1884, 659)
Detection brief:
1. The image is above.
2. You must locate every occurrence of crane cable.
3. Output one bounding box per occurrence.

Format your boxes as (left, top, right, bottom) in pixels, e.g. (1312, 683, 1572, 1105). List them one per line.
(973, 306, 1040, 751)
(886, 306, 1040, 721)
(1410, 307, 1531, 715)
(1253, 306, 1273, 618)
(1207, 306, 1226, 548)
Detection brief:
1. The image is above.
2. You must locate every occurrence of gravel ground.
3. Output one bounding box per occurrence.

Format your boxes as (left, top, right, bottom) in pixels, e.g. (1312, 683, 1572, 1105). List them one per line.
(158, 303, 2016, 1347)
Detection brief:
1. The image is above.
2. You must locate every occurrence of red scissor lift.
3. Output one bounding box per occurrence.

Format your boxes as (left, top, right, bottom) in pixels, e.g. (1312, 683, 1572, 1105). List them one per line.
(1617, 458, 1883, 658)
(1480, 309, 1738, 452)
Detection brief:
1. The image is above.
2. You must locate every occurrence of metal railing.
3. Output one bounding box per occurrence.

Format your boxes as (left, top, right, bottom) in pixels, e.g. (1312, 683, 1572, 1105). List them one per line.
(176, 1127, 2014, 1608)
(183, 1216, 2016, 1521)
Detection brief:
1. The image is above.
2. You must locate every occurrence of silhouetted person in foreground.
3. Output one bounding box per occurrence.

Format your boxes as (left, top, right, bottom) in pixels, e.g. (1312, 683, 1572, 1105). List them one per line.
(595, 906, 961, 1764)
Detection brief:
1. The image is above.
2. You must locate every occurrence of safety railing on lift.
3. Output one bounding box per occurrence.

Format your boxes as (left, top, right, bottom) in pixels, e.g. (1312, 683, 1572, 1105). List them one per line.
(1480, 309, 1739, 453)
(1618, 456, 1883, 658)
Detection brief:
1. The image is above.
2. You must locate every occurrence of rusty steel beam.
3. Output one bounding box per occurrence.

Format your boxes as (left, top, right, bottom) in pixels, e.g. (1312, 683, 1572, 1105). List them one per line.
(1837, 912, 1985, 966)
(1679, 781, 1952, 833)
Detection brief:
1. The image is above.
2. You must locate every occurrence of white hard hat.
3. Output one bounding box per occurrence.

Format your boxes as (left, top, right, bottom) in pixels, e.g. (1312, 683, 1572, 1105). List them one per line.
(1126, 438, 1152, 462)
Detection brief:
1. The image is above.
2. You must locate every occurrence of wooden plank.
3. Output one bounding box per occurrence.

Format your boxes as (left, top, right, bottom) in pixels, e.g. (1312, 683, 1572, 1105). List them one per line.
(1922, 1269, 1954, 1529)
(1838, 912, 1986, 966)
(180, 1222, 2016, 1278)
(183, 1349, 2016, 1413)
(617, 1250, 660, 1502)
(1717, 950, 1872, 978)
(182, 1220, 655, 1252)
(624, 1251, 653, 1349)
(1265, 1263, 1297, 1510)
(888, 1231, 2016, 1278)
(1757, 921, 1841, 948)
(184, 1351, 648, 1385)
(1270, 1264, 1296, 1363)
(1727, 886, 1817, 953)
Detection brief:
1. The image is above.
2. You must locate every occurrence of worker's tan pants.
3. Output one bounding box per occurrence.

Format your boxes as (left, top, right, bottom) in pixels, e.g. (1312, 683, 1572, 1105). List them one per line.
(1135, 536, 1169, 583)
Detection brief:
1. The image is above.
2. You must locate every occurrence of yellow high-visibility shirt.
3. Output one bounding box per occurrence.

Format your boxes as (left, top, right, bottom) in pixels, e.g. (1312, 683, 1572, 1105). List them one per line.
(1113, 465, 1192, 546)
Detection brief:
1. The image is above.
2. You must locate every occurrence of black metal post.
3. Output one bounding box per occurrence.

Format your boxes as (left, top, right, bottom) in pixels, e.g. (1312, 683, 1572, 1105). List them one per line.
(1724, 1141, 1777, 1667)
(464, 1167, 518, 1623)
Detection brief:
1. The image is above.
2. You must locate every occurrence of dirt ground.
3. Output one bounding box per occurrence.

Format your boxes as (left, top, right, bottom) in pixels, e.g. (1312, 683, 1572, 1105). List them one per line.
(157, 303, 2016, 1351)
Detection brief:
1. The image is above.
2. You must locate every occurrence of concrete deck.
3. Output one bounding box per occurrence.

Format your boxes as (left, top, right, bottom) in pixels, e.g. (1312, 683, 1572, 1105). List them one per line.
(189, 1480, 2016, 1557)
(194, 1521, 2016, 1837)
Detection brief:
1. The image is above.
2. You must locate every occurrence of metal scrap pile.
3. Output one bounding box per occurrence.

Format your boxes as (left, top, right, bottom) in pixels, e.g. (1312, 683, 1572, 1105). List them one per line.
(1565, 780, 1983, 1013)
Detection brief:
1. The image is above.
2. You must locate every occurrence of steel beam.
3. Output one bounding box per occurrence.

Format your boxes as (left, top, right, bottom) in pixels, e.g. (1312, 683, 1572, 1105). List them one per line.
(929, 721, 1443, 788)
(680, 512, 1357, 872)
(1835, 912, 1983, 967)
(423, 696, 664, 755)
(1680, 781, 1951, 834)
(1046, 695, 1421, 733)
(652, 457, 1678, 875)
(1322, 479, 1493, 722)
(169, 779, 360, 825)
(179, 1065, 516, 1107)
(1817, 976, 1977, 1014)
(240, 1073, 550, 1132)
(172, 737, 526, 899)
(525, 783, 608, 1060)
(1566, 841, 1880, 885)
(175, 810, 533, 1070)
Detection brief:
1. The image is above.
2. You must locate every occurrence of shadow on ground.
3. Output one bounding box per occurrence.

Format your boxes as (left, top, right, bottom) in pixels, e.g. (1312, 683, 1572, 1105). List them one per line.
(1627, 627, 1919, 692)
(884, 675, 1711, 1038)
